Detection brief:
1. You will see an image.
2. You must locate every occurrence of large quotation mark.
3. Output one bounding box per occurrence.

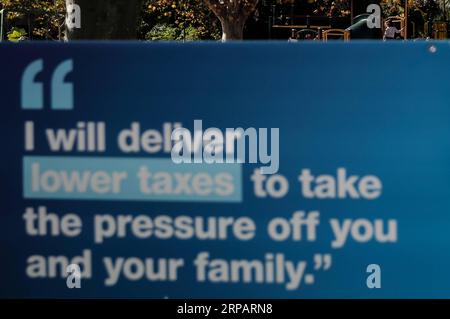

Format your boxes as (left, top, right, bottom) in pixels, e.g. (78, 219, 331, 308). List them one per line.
(313, 253, 332, 270)
(51, 60, 74, 110)
(21, 59, 74, 110)
(21, 59, 44, 110)
(303, 254, 333, 285)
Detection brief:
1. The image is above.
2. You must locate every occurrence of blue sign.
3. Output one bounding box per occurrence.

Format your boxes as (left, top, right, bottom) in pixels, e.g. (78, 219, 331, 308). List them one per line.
(1, 41, 450, 298)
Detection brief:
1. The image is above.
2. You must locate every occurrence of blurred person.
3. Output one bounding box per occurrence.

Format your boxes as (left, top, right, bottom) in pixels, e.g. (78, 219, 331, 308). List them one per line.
(383, 20, 404, 40)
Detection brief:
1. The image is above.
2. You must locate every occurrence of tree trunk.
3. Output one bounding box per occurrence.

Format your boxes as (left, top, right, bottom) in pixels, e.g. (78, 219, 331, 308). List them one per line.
(65, 0, 143, 40)
(220, 17, 245, 41)
(204, 0, 259, 41)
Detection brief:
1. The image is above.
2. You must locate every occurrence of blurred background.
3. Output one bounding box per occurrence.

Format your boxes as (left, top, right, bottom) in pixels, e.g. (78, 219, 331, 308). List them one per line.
(0, 0, 450, 42)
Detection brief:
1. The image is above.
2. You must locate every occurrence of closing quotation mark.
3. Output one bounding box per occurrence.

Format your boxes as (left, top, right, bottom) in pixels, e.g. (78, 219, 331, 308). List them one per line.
(21, 59, 74, 110)
(314, 254, 332, 270)
(302, 254, 332, 286)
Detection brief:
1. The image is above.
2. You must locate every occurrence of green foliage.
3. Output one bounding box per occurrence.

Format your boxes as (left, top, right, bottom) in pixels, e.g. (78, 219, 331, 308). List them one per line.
(2, 0, 221, 41)
(139, 0, 221, 40)
(7, 27, 27, 41)
(146, 24, 178, 40)
(145, 23, 202, 41)
(380, 0, 442, 19)
(183, 25, 200, 40)
(2, 0, 65, 40)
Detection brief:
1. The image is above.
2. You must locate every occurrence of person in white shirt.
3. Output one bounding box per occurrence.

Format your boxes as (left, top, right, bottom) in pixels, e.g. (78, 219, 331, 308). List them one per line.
(384, 20, 404, 40)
